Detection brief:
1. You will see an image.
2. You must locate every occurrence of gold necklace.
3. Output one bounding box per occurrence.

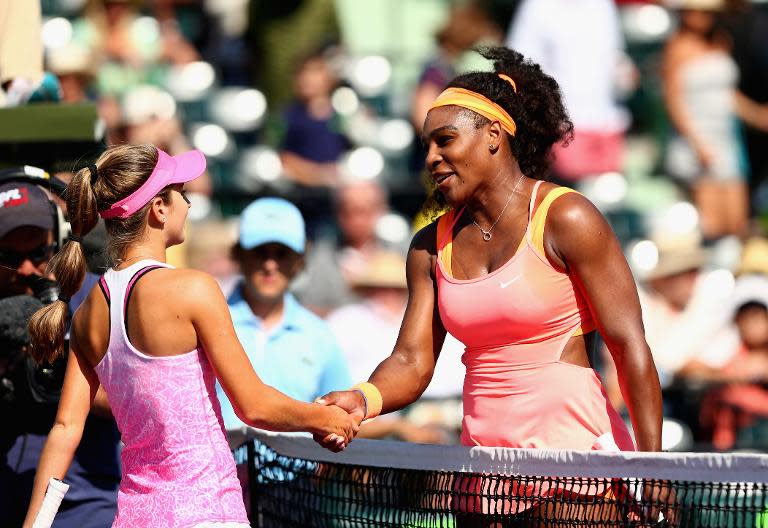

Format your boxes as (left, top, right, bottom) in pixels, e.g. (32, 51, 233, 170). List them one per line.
(471, 174, 525, 242)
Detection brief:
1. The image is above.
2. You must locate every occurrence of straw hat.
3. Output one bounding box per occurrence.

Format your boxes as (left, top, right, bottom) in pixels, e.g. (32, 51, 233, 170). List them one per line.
(665, 0, 726, 10)
(350, 250, 407, 289)
(645, 233, 709, 281)
(737, 237, 768, 277)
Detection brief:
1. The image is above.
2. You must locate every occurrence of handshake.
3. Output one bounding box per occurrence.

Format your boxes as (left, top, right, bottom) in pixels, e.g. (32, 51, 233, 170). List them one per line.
(311, 384, 379, 452)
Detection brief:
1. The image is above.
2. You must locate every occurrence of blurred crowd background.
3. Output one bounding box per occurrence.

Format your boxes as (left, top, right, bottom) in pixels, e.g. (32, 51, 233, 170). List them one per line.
(2, 0, 768, 452)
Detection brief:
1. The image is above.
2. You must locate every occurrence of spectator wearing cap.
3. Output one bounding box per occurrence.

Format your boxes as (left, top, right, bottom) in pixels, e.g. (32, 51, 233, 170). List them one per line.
(47, 44, 96, 103)
(601, 233, 739, 412)
(699, 275, 768, 449)
(0, 181, 120, 528)
(639, 235, 739, 383)
(737, 236, 768, 277)
(0, 181, 57, 298)
(215, 197, 351, 430)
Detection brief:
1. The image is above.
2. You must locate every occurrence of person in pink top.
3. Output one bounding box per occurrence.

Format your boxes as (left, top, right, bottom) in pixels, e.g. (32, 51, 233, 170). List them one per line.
(22, 144, 358, 528)
(316, 47, 668, 523)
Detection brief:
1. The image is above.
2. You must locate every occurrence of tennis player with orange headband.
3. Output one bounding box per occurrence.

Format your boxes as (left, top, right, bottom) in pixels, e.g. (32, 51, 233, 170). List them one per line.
(315, 47, 668, 521)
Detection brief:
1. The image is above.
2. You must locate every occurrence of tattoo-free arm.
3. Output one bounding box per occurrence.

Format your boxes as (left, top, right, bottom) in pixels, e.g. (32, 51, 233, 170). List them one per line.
(548, 195, 663, 451)
(23, 336, 97, 527)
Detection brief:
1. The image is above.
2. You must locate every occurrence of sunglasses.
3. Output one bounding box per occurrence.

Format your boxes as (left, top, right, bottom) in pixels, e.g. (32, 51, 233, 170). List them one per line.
(176, 189, 191, 205)
(0, 244, 55, 268)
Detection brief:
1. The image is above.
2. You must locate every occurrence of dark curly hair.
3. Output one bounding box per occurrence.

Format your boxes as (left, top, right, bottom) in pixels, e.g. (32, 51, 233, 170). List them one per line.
(416, 47, 573, 224)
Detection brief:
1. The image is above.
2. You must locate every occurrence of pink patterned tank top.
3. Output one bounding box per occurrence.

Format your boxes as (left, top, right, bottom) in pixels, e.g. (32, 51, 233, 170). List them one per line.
(436, 182, 634, 452)
(94, 260, 248, 528)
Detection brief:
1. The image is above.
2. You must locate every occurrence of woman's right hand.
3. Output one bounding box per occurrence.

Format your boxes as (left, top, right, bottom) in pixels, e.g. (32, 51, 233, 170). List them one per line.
(313, 403, 360, 452)
(312, 390, 367, 451)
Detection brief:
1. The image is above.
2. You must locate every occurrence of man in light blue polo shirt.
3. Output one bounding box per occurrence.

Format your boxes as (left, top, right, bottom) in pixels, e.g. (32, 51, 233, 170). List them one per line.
(216, 197, 351, 430)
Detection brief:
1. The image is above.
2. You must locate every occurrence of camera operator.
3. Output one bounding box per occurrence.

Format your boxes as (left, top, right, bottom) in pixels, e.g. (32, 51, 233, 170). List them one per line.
(0, 180, 119, 527)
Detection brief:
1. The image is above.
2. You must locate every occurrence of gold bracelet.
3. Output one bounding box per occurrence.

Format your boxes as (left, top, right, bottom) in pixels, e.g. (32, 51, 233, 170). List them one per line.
(351, 382, 383, 420)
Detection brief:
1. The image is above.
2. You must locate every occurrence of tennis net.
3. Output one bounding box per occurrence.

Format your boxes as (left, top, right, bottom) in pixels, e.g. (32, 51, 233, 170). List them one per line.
(231, 429, 768, 527)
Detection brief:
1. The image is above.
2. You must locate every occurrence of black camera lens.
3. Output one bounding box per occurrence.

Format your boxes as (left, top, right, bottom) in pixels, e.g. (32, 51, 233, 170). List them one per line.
(23, 275, 62, 305)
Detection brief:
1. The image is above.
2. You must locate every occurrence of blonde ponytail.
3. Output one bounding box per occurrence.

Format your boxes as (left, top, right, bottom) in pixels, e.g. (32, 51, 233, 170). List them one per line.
(27, 144, 161, 363)
(28, 165, 99, 363)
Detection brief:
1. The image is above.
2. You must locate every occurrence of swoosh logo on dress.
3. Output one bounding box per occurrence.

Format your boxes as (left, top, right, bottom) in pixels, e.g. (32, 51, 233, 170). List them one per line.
(500, 275, 521, 289)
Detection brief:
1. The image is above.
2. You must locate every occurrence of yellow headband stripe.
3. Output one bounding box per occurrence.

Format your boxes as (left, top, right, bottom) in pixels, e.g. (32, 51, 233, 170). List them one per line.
(498, 74, 517, 92)
(429, 86, 517, 137)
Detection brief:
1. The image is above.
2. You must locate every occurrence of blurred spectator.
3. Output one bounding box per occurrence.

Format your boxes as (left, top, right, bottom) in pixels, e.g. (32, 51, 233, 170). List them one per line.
(47, 45, 97, 103)
(97, 95, 125, 145)
(84, 0, 147, 68)
(326, 250, 464, 443)
(737, 236, 768, 276)
(276, 49, 350, 187)
(296, 178, 396, 315)
(506, 0, 631, 183)
(0, 180, 119, 527)
(721, 0, 768, 216)
(216, 197, 351, 430)
(603, 233, 738, 410)
(327, 250, 408, 383)
(89, 0, 198, 65)
(117, 96, 213, 269)
(699, 275, 768, 449)
(410, 3, 502, 133)
(75, 0, 199, 98)
(0, 0, 43, 106)
(662, 0, 768, 240)
(185, 219, 240, 294)
(638, 235, 736, 381)
(157, 18, 201, 67)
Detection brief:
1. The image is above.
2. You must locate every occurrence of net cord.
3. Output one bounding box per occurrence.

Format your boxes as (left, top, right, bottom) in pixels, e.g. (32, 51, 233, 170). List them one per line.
(234, 428, 768, 484)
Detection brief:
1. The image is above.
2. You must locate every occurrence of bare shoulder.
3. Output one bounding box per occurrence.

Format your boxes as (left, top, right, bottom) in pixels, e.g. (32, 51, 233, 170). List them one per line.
(153, 268, 223, 300)
(71, 286, 107, 336)
(408, 219, 441, 277)
(121, 267, 225, 314)
(547, 190, 604, 227)
(545, 190, 614, 254)
(663, 33, 699, 66)
(410, 220, 439, 256)
(70, 284, 110, 362)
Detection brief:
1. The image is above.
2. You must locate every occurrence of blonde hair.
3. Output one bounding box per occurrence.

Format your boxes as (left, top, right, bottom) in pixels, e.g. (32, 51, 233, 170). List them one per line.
(28, 144, 172, 363)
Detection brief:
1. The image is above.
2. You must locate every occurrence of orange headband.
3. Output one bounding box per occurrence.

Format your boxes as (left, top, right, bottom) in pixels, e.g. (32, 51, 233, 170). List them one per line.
(428, 74, 518, 136)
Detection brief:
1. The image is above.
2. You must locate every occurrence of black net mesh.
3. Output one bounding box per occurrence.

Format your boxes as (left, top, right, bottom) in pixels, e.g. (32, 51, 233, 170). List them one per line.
(232, 435, 768, 528)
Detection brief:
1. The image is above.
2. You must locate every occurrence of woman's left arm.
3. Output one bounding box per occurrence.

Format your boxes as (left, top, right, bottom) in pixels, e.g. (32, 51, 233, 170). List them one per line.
(548, 193, 662, 452)
(22, 331, 100, 527)
(734, 91, 768, 133)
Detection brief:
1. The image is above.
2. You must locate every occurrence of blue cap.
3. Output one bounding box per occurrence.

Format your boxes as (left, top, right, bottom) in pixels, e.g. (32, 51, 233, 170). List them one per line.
(238, 197, 306, 254)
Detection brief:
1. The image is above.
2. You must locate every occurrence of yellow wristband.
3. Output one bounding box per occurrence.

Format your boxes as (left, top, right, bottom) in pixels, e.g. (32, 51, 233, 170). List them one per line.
(352, 382, 383, 420)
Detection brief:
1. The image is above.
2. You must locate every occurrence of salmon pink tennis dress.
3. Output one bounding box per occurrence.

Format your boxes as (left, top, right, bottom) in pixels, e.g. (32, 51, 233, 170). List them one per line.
(436, 181, 634, 452)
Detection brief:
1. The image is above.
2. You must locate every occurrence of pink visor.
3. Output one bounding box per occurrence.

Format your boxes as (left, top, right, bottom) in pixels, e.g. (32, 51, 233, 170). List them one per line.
(99, 148, 206, 219)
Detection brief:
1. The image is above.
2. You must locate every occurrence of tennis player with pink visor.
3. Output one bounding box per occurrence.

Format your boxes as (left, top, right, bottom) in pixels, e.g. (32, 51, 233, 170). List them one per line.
(98, 148, 207, 219)
(24, 144, 357, 528)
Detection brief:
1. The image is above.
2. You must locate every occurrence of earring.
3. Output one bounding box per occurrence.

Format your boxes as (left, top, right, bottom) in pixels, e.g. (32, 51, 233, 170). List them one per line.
(489, 144, 497, 152)
(161, 216, 167, 223)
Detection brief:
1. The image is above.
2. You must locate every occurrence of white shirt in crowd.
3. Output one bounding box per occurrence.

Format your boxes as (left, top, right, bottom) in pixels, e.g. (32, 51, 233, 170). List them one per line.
(506, 0, 630, 132)
(639, 271, 740, 386)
